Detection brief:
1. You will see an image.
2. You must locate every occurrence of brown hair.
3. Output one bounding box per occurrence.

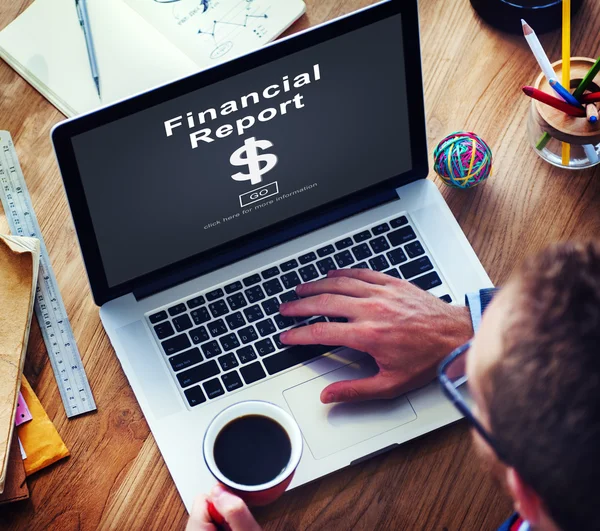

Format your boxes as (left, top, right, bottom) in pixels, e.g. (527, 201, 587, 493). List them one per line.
(486, 241, 600, 531)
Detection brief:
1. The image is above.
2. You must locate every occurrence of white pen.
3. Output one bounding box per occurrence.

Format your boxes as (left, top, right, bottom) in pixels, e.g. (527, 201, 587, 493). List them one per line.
(521, 19, 557, 84)
(75, 0, 101, 98)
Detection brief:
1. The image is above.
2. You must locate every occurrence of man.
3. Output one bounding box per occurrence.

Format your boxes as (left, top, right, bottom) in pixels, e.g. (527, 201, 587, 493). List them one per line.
(187, 241, 600, 531)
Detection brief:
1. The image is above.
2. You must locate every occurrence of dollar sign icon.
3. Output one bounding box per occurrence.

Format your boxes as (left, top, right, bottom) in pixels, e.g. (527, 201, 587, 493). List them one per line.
(230, 137, 278, 186)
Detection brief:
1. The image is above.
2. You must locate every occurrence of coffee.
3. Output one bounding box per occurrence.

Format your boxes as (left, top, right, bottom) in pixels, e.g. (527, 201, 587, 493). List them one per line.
(213, 414, 292, 486)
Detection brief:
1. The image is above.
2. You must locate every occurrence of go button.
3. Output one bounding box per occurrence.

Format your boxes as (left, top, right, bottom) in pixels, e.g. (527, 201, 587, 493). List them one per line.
(239, 181, 279, 207)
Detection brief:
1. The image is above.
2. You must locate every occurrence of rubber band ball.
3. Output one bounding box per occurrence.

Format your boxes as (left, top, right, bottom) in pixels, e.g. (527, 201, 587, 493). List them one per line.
(433, 132, 493, 189)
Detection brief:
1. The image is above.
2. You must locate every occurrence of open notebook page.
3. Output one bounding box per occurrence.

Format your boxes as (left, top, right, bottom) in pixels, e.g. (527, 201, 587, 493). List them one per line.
(0, 0, 198, 117)
(125, 0, 306, 68)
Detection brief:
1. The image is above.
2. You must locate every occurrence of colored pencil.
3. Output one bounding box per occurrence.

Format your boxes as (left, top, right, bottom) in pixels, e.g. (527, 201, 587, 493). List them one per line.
(536, 133, 551, 151)
(573, 57, 600, 100)
(522, 86, 586, 116)
(521, 20, 557, 84)
(561, 0, 571, 165)
(522, 19, 556, 151)
(586, 103, 598, 123)
(583, 144, 599, 164)
(581, 92, 600, 104)
(549, 79, 581, 108)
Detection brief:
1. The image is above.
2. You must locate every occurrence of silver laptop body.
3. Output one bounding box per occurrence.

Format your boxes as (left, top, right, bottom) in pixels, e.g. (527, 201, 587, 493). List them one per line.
(52, 0, 491, 511)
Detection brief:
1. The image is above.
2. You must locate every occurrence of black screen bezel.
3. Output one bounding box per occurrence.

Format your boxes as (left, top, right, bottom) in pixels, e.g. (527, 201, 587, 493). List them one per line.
(51, 0, 428, 306)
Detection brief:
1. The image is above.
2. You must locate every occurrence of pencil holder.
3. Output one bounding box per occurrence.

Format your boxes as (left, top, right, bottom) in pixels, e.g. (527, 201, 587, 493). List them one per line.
(527, 57, 600, 169)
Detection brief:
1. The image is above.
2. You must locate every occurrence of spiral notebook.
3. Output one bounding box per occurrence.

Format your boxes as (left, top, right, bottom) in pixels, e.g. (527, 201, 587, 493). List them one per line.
(0, 0, 305, 117)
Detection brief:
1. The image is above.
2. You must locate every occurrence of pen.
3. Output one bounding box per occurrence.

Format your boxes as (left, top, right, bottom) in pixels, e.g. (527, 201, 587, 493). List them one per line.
(521, 20, 557, 84)
(522, 18, 556, 151)
(549, 79, 581, 108)
(75, 0, 101, 98)
(586, 103, 598, 123)
(583, 144, 599, 163)
(561, 0, 571, 166)
(573, 57, 600, 101)
(581, 91, 600, 104)
(207, 502, 231, 531)
(522, 86, 586, 117)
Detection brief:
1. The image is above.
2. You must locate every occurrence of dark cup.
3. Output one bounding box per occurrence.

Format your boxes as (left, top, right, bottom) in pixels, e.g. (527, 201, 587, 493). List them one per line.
(470, 0, 584, 34)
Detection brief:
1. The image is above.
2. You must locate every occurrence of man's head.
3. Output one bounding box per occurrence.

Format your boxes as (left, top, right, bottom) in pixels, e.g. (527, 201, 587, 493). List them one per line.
(467, 241, 600, 531)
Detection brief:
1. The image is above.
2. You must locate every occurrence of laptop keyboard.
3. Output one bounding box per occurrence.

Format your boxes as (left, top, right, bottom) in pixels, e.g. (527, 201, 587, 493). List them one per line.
(146, 214, 453, 409)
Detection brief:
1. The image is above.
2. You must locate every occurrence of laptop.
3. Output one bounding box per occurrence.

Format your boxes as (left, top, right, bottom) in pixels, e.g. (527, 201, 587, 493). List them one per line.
(51, 0, 492, 511)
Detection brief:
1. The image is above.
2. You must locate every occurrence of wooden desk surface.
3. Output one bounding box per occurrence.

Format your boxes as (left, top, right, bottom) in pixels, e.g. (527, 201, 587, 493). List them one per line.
(1, 0, 599, 529)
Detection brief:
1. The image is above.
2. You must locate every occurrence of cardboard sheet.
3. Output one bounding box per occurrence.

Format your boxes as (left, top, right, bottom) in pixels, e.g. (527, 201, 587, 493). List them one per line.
(0, 431, 29, 505)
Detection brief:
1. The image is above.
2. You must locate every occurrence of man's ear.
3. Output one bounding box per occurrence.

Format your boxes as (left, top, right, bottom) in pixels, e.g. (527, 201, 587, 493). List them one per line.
(505, 467, 542, 526)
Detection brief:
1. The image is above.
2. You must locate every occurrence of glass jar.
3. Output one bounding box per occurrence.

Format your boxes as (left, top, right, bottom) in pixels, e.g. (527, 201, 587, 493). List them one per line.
(527, 57, 600, 170)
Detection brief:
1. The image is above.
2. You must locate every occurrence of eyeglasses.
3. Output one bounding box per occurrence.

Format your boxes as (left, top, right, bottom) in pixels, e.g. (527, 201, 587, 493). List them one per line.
(437, 341, 507, 463)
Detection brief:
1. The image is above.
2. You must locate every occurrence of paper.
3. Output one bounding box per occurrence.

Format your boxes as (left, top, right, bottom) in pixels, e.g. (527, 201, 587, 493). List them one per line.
(14, 392, 32, 427)
(18, 438, 26, 460)
(0, 235, 40, 494)
(124, 0, 306, 68)
(0, 0, 304, 117)
(17, 377, 70, 477)
(0, 0, 198, 116)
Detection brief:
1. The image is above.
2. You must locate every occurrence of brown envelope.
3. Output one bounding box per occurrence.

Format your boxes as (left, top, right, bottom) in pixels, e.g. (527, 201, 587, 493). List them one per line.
(0, 235, 40, 493)
(0, 431, 29, 505)
(18, 376, 70, 476)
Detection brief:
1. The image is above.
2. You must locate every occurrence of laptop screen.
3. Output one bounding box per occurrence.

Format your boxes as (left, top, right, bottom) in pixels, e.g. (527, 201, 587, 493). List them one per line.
(70, 12, 411, 289)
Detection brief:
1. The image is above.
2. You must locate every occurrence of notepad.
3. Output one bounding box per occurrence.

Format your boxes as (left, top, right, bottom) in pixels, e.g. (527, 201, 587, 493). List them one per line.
(0, 235, 40, 494)
(0, 0, 305, 117)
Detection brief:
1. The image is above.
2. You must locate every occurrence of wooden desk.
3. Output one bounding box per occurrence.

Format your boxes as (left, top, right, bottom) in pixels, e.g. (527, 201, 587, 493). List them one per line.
(1, 0, 599, 528)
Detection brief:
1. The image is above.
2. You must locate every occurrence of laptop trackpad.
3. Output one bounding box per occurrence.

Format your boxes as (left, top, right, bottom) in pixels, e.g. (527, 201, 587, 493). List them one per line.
(283, 356, 417, 460)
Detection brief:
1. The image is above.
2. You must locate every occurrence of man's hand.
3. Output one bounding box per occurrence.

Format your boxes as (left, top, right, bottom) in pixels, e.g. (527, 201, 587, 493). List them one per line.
(186, 485, 262, 531)
(279, 269, 472, 404)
